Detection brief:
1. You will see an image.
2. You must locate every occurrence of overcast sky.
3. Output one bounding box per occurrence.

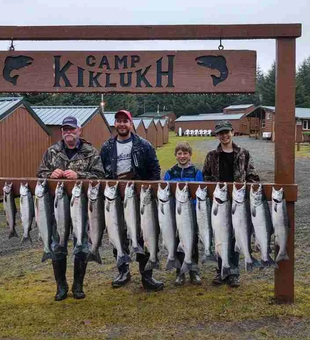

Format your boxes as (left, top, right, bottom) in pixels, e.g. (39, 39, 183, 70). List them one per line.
(0, 0, 308, 73)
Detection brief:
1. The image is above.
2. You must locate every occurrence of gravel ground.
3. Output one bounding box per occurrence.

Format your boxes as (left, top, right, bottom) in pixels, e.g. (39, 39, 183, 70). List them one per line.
(1, 136, 310, 339)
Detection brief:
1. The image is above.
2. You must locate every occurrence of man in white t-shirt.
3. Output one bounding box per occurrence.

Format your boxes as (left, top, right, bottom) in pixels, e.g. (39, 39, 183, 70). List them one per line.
(100, 110, 163, 291)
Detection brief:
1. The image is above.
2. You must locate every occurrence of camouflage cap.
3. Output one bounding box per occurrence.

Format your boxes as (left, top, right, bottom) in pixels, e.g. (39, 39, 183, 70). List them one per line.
(214, 120, 233, 134)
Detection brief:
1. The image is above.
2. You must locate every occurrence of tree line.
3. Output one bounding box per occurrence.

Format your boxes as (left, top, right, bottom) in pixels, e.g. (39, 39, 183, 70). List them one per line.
(2, 57, 310, 117)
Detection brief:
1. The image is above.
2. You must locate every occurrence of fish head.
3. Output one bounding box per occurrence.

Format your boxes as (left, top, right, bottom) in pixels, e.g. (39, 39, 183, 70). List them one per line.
(272, 187, 284, 203)
(232, 182, 247, 203)
(3, 182, 13, 195)
(35, 179, 48, 198)
(124, 182, 136, 199)
(104, 182, 119, 200)
(19, 183, 30, 196)
(213, 182, 228, 203)
(88, 181, 101, 201)
(196, 185, 208, 201)
(72, 181, 83, 198)
(175, 182, 190, 203)
(55, 182, 66, 199)
(250, 183, 264, 206)
(140, 185, 152, 205)
(157, 182, 171, 202)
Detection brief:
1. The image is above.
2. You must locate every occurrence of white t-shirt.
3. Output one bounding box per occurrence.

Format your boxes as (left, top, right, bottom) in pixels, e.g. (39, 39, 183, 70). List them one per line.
(116, 138, 133, 176)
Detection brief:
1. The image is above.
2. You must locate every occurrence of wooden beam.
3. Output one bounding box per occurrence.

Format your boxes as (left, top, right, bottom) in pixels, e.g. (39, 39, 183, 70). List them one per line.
(274, 38, 296, 303)
(0, 178, 298, 202)
(0, 24, 301, 41)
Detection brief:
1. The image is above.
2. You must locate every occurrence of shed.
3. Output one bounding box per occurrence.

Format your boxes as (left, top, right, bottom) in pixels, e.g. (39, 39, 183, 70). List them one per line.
(143, 118, 157, 148)
(223, 104, 255, 114)
(246, 106, 310, 142)
(175, 113, 248, 136)
(132, 119, 147, 139)
(33, 106, 111, 150)
(0, 97, 50, 177)
(160, 118, 169, 144)
(154, 119, 163, 147)
(104, 112, 117, 136)
(139, 111, 176, 130)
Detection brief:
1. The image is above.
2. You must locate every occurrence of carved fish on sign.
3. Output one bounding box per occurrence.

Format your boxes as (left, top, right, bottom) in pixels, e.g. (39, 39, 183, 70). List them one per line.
(2, 55, 34, 85)
(195, 55, 228, 86)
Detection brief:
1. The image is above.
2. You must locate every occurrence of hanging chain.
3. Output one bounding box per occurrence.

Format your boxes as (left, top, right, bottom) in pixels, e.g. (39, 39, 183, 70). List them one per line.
(9, 39, 15, 51)
(218, 38, 224, 51)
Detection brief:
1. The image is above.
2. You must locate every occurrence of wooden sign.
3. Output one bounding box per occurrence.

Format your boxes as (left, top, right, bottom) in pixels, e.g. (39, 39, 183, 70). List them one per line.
(0, 50, 256, 93)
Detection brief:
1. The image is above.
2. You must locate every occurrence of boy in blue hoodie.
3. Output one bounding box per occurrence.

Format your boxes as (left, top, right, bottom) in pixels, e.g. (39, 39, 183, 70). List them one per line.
(164, 142, 203, 285)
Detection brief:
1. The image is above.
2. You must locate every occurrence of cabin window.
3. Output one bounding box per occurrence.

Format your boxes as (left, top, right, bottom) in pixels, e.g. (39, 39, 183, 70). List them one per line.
(262, 119, 266, 128)
(303, 120, 309, 130)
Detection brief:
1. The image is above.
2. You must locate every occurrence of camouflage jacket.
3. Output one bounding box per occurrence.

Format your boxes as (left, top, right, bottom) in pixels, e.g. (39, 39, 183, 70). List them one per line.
(37, 139, 105, 179)
(202, 142, 260, 182)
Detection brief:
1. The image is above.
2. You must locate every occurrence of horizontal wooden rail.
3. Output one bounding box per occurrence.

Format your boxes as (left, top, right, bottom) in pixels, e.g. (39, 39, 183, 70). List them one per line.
(0, 178, 298, 202)
(0, 24, 302, 41)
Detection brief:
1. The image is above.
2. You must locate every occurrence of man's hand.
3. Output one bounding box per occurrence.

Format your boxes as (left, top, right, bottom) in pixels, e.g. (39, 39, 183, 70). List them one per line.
(50, 169, 64, 179)
(64, 170, 78, 179)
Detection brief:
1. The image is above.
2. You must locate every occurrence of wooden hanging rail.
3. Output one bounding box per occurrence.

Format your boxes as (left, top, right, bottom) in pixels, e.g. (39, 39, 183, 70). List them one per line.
(0, 178, 298, 202)
(0, 24, 302, 41)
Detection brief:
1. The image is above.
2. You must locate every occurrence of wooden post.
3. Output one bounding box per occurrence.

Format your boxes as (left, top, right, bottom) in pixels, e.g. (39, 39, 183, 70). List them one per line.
(274, 38, 296, 303)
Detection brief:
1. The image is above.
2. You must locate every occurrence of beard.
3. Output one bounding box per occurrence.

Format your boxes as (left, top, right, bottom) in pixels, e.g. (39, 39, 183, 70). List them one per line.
(116, 127, 131, 137)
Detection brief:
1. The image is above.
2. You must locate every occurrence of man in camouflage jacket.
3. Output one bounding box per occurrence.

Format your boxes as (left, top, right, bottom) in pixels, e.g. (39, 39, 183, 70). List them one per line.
(202, 142, 260, 182)
(37, 138, 104, 179)
(202, 120, 260, 289)
(37, 116, 104, 302)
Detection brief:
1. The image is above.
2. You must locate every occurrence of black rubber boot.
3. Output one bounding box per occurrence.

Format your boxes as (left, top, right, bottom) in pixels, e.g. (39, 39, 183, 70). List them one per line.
(52, 258, 68, 301)
(139, 256, 164, 291)
(72, 256, 87, 299)
(112, 263, 131, 288)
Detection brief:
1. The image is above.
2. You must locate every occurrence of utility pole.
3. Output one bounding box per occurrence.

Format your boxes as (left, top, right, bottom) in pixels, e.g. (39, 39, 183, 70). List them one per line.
(100, 94, 105, 114)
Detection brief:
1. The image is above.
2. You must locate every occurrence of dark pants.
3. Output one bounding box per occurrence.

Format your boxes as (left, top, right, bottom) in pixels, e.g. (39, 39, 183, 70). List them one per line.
(217, 237, 239, 277)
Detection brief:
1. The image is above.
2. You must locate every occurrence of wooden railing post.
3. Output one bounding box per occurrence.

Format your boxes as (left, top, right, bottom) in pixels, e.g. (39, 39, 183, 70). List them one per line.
(274, 38, 296, 303)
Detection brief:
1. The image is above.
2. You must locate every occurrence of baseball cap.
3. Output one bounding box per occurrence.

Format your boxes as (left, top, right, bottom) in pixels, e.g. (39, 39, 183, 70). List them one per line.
(61, 116, 81, 129)
(115, 110, 133, 122)
(214, 120, 233, 134)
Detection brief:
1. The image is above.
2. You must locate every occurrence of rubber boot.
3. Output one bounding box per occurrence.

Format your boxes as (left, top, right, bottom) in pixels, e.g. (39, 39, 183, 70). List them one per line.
(174, 268, 186, 286)
(139, 256, 164, 291)
(112, 263, 131, 288)
(72, 256, 87, 299)
(52, 258, 68, 301)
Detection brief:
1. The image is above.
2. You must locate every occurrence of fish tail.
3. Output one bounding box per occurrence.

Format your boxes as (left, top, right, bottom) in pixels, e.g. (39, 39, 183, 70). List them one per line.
(276, 251, 289, 263)
(54, 245, 67, 256)
(201, 252, 217, 264)
(221, 265, 239, 280)
(261, 256, 278, 269)
(145, 259, 160, 271)
(133, 244, 145, 255)
(117, 254, 132, 268)
(9, 229, 18, 239)
(20, 236, 32, 246)
(165, 258, 181, 271)
(73, 245, 83, 255)
(245, 256, 262, 272)
(86, 251, 102, 264)
(41, 251, 54, 262)
(180, 262, 191, 275)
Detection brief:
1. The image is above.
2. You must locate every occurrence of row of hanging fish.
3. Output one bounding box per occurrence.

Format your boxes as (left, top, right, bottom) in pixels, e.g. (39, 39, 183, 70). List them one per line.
(2, 180, 289, 280)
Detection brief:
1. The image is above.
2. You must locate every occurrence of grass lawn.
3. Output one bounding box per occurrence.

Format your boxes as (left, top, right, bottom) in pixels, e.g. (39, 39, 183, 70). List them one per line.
(156, 131, 214, 172)
(295, 143, 310, 157)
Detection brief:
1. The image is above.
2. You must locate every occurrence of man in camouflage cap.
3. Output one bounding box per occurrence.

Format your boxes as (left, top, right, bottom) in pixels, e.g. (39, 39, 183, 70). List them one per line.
(202, 120, 259, 288)
(37, 116, 104, 301)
